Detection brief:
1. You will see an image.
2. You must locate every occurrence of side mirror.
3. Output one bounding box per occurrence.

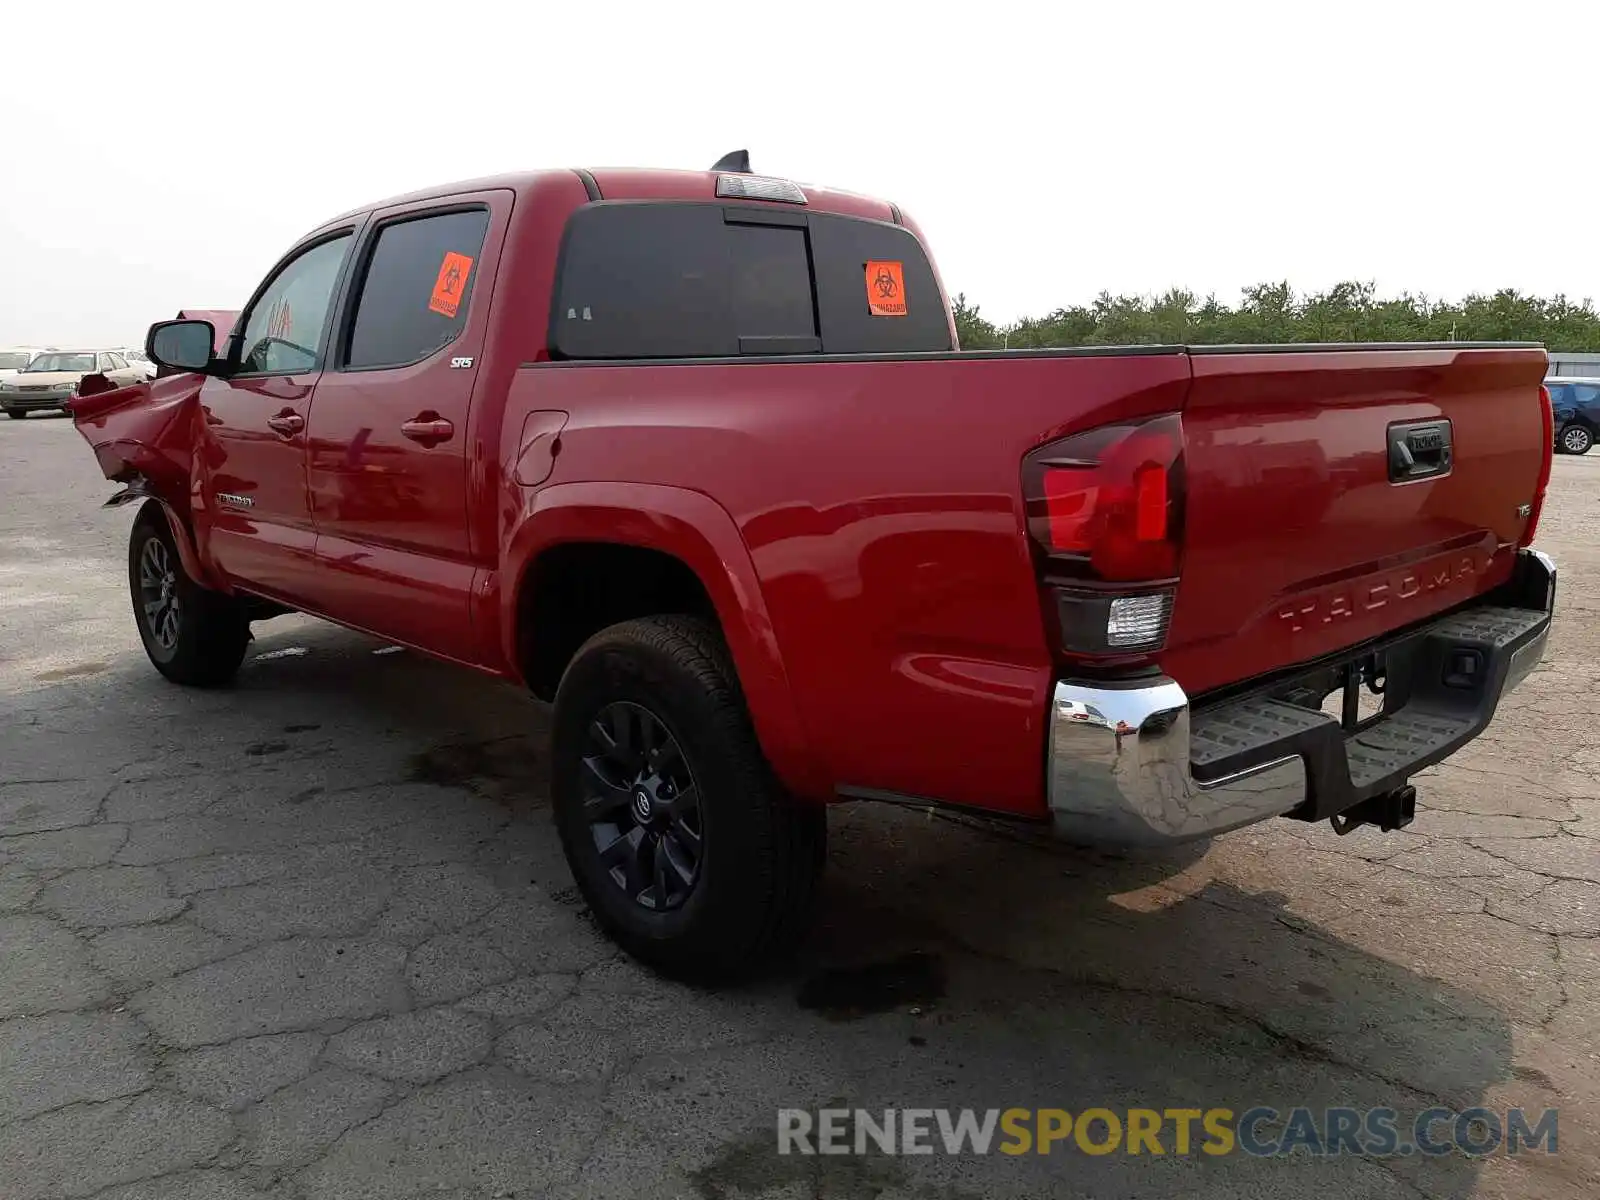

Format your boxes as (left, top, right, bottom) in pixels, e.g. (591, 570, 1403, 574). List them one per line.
(147, 319, 217, 374)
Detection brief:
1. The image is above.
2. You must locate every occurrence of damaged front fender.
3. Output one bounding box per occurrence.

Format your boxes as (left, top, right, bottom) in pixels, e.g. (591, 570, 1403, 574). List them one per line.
(67, 374, 224, 590)
(68, 374, 204, 506)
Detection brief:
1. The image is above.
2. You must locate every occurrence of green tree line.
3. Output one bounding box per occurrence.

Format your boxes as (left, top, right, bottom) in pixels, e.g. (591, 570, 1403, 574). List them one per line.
(952, 283, 1600, 351)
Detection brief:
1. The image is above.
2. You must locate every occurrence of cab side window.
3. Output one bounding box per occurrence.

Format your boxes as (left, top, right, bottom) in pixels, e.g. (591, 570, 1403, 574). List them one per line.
(345, 209, 491, 370)
(237, 234, 353, 375)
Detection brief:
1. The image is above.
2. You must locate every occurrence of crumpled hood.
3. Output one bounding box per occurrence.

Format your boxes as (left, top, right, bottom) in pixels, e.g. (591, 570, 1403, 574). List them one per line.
(67, 375, 208, 520)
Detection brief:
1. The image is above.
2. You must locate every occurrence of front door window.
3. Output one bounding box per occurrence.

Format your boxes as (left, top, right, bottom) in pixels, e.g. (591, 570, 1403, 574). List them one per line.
(236, 235, 353, 375)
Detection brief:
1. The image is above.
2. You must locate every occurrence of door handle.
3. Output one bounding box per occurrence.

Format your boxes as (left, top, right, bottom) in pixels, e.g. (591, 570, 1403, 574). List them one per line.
(400, 414, 455, 446)
(266, 410, 305, 438)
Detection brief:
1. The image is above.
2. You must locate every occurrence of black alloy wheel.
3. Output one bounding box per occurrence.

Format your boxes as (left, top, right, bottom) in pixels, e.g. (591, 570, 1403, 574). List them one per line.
(581, 701, 705, 912)
(551, 614, 827, 979)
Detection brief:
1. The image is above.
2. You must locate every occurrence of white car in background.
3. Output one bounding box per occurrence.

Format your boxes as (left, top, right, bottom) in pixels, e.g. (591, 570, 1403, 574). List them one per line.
(0, 350, 145, 419)
(119, 348, 159, 380)
(0, 347, 48, 381)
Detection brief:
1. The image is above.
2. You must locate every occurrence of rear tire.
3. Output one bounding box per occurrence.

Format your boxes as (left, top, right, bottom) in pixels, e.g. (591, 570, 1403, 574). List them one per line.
(1559, 424, 1593, 455)
(128, 503, 250, 687)
(551, 615, 825, 981)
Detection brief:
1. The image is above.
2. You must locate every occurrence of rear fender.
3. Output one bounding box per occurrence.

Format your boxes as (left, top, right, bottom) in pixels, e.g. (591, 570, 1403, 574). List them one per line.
(501, 481, 825, 799)
(68, 375, 226, 591)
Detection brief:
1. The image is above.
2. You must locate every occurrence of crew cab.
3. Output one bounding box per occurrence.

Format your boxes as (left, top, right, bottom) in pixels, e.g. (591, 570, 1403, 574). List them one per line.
(68, 157, 1557, 978)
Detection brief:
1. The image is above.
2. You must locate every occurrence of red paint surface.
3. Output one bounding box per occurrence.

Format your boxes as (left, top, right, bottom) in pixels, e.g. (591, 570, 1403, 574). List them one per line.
(1163, 346, 1544, 692)
(71, 167, 1550, 820)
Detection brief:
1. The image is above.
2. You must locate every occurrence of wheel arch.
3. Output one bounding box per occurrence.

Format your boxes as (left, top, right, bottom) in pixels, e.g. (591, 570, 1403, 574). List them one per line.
(131, 495, 222, 591)
(502, 481, 825, 799)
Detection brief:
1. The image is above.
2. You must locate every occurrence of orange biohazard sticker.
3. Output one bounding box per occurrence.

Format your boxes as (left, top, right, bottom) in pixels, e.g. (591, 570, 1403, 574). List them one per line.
(864, 260, 907, 317)
(428, 252, 475, 318)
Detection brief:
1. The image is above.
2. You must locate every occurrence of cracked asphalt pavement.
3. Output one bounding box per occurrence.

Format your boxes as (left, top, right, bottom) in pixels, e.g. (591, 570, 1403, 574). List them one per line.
(1, 414, 1596, 1199)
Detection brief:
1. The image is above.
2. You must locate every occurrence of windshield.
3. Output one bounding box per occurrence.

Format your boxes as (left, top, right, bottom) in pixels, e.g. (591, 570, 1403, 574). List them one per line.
(0, 352, 32, 370)
(24, 353, 96, 373)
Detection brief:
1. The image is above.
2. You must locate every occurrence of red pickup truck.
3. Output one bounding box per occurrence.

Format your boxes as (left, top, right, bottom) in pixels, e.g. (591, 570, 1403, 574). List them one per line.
(70, 158, 1557, 977)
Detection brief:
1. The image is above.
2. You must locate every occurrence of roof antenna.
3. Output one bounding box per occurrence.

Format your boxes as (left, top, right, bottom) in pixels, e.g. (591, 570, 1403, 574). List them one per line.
(710, 149, 751, 174)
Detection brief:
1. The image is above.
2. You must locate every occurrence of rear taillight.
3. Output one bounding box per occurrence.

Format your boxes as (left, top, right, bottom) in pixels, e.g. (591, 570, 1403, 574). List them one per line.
(1024, 414, 1185, 656)
(1026, 414, 1185, 582)
(1523, 385, 1554, 548)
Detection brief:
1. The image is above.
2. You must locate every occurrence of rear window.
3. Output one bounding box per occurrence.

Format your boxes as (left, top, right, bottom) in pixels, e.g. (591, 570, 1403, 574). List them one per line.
(726, 223, 816, 345)
(550, 202, 950, 359)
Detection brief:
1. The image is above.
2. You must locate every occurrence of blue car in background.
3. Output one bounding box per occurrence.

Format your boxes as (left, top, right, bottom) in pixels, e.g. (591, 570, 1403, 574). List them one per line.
(1549, 378, 1600, 455)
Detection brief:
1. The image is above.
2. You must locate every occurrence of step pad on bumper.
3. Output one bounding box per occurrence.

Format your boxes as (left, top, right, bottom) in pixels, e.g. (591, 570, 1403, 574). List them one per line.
(1345, 709, 1475, 790)
(1191, 700, 1334, 775)
(1428, 605, 1550, 649)
(1188, 602, 1550, 811)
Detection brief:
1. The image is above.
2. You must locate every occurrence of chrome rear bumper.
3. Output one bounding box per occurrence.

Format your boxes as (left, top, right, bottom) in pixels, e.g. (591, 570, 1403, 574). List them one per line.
(1047, 680, 1308, 846)
(1046, 550, 1556, 848)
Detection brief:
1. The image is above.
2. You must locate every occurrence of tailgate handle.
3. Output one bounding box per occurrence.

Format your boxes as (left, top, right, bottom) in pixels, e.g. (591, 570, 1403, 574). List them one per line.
(1388, 420, 1452, 483)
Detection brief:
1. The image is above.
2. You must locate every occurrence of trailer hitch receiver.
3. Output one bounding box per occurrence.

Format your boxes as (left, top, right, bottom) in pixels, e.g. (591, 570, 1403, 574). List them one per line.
(1330, 785, 1417, 836)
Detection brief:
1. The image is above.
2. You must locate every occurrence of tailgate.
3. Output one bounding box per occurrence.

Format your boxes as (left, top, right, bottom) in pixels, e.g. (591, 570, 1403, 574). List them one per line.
(1162, 345, 1549, 697)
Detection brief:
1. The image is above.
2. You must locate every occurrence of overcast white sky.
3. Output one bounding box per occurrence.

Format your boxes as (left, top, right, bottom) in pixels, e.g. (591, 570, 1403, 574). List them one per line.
(3, 0, 1596, 345)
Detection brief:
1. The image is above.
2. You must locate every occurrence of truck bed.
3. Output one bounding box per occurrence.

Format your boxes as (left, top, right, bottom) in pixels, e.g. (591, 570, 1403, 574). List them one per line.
(515, 340, 1549, 815)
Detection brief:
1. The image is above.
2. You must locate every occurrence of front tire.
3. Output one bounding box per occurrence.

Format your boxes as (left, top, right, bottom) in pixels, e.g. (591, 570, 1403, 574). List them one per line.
(3, 409, 23, 420)
(1559, 424, 1593, 455)
(551, 615, 825, 980)
(127, 503, 250, 686)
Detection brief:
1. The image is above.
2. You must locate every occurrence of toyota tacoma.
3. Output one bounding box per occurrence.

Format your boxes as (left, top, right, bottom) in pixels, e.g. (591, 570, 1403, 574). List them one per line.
(68, 155, 1557, 977)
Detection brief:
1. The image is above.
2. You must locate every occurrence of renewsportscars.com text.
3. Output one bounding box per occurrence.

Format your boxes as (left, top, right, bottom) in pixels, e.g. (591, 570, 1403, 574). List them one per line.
(777, 1106, 1558, 1158)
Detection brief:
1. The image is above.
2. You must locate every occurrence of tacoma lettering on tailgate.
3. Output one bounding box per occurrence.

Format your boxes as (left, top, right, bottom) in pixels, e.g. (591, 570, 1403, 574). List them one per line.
(1277, 553, 1487, 634)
